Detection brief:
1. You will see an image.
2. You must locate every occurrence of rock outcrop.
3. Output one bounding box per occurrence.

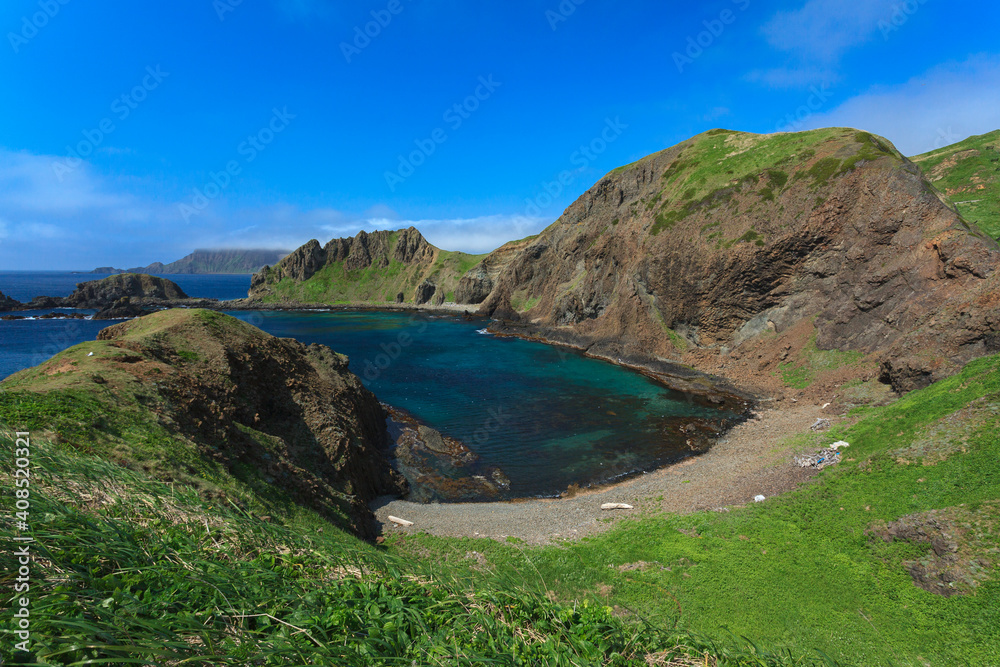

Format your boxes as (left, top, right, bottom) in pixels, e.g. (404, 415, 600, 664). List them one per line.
(0, 290, 21, 311)
(92, 297, 154, 320)
(66, 273, 188, 307)
(461, 128, 1000, 392)
(2, 309, 405, 538)
(249, 227, 481, 305)
(19, 274, 190, 311)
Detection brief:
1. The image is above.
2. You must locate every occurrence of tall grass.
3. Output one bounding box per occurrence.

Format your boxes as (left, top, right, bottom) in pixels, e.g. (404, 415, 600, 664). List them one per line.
(1, 432, 838, 666)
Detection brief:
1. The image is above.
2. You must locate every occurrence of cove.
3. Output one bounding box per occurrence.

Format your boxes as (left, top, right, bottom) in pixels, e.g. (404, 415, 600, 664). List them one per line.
(228, 310, 744, 502)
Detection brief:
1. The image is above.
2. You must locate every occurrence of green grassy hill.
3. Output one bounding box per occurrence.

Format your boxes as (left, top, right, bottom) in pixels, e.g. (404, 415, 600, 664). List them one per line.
(911, 130, 1000, 239)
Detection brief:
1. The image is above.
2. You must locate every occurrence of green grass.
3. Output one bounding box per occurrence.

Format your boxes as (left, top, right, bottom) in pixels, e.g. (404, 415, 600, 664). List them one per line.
(626, 128, 901, 237)
(911, 129, 1000, 239)
(392, 354, 1000, 666)
(776, 332, 866, 388)
(259, 242, 485, 306)
(510, 290, 541, 312)
(0, 429, 843, 666)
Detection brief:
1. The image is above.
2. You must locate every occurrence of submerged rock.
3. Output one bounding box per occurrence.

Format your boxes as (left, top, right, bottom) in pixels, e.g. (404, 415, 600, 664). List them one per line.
(385, 405, 510, 503)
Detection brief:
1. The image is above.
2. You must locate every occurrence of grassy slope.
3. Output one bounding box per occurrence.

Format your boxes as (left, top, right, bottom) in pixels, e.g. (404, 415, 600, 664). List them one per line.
(0, 432, 832, 665)
(393, 354, 1000, 666)
(0, 310, 363, 534)
(911, 129, 1000, 239)
(259, 234, 484, 305)
(604, 127, 902, 239)
(7, 352, 997, 664)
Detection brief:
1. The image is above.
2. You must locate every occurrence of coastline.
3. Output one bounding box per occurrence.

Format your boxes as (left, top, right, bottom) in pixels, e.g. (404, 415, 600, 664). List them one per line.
(372, 401, 833, 544)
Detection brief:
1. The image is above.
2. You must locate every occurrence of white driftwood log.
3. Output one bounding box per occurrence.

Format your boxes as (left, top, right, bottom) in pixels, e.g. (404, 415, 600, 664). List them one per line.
(600, 503, 634, 510)
(387, 515, 414, 527)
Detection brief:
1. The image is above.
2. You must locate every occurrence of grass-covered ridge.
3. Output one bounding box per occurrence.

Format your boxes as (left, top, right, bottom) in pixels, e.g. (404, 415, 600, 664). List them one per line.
(635, 128, 902, 238)
(393, 353, 1000, 666)
(911, 129, 1000, 239)
(0, 426, 839, 665)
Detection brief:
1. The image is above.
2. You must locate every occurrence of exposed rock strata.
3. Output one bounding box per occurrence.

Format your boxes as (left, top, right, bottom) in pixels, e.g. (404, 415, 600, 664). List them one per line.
(91, 309, 407, 537)
(462, 129, 1000, 392)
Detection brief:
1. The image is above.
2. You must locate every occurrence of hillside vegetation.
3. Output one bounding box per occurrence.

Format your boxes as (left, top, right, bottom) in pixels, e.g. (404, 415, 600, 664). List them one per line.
(911, 129, 1000, 239)
(395, 353, 1000, 665)
(250, 228, 483, 305)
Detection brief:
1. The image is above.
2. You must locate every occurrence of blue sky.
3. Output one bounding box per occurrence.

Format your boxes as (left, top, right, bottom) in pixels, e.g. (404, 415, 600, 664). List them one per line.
(1, 0, 998, 269)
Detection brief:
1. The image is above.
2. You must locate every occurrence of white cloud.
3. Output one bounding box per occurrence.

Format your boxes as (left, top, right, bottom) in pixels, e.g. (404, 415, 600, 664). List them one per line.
(0, 146, 541, 267)
(761, 0, 899, 62)
(789, 54, 1000, 155)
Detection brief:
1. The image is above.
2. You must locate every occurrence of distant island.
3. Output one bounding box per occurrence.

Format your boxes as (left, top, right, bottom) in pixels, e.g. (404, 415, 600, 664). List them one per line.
(90, 248, 290, 275)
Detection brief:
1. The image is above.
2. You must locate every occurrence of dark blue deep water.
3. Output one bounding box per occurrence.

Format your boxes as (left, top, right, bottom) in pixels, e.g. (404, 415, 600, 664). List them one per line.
(0, 280, 736, 498)
(0, 271, 251, 302)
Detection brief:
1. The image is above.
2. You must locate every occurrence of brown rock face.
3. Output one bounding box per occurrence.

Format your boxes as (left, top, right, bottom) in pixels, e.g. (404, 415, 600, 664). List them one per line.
(94, 309, 406, 538)
(62, 274, 189, 308)
(466, 129, 1000, 392)
(248, 227, 438, 301)
(415, 280, 437, 304)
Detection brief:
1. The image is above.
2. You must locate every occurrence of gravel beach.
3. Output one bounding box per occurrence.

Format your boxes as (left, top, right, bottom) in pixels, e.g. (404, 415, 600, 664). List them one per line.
(373, 401, 837, 544)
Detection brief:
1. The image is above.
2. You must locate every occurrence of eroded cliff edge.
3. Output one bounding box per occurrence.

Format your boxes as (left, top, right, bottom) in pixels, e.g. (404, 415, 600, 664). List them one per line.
(459, 128, 1000, 393)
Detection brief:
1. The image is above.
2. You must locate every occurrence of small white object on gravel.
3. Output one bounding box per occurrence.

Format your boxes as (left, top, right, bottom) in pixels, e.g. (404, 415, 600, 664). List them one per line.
(754, 495, 766, 502)
(388, 515, 414, 527)
(830, 441, 850, 450)
(600, 503, 634, 510)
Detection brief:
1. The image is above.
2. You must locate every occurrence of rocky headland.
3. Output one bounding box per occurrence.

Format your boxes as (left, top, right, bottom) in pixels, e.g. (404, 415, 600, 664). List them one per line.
(6, 273, 221, 319)
(1, 309, 406, 538)
(451, 128, 1000, 395)
(249, 227, 483, 306)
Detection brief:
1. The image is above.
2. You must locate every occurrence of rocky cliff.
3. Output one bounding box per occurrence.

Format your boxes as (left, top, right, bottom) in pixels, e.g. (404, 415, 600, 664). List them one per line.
(249, 227, 483, 305)
(460, 128, 1000, 393)
(1, 309, 405, 538)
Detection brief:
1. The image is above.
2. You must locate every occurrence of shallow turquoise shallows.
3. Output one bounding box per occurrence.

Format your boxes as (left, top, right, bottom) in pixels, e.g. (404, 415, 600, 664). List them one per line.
(228, 310, 736, 501)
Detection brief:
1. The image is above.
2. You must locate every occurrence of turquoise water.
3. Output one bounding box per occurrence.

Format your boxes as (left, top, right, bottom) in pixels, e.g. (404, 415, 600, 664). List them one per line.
(0, 302, 740, 500)
(228, 310, 739, 500)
